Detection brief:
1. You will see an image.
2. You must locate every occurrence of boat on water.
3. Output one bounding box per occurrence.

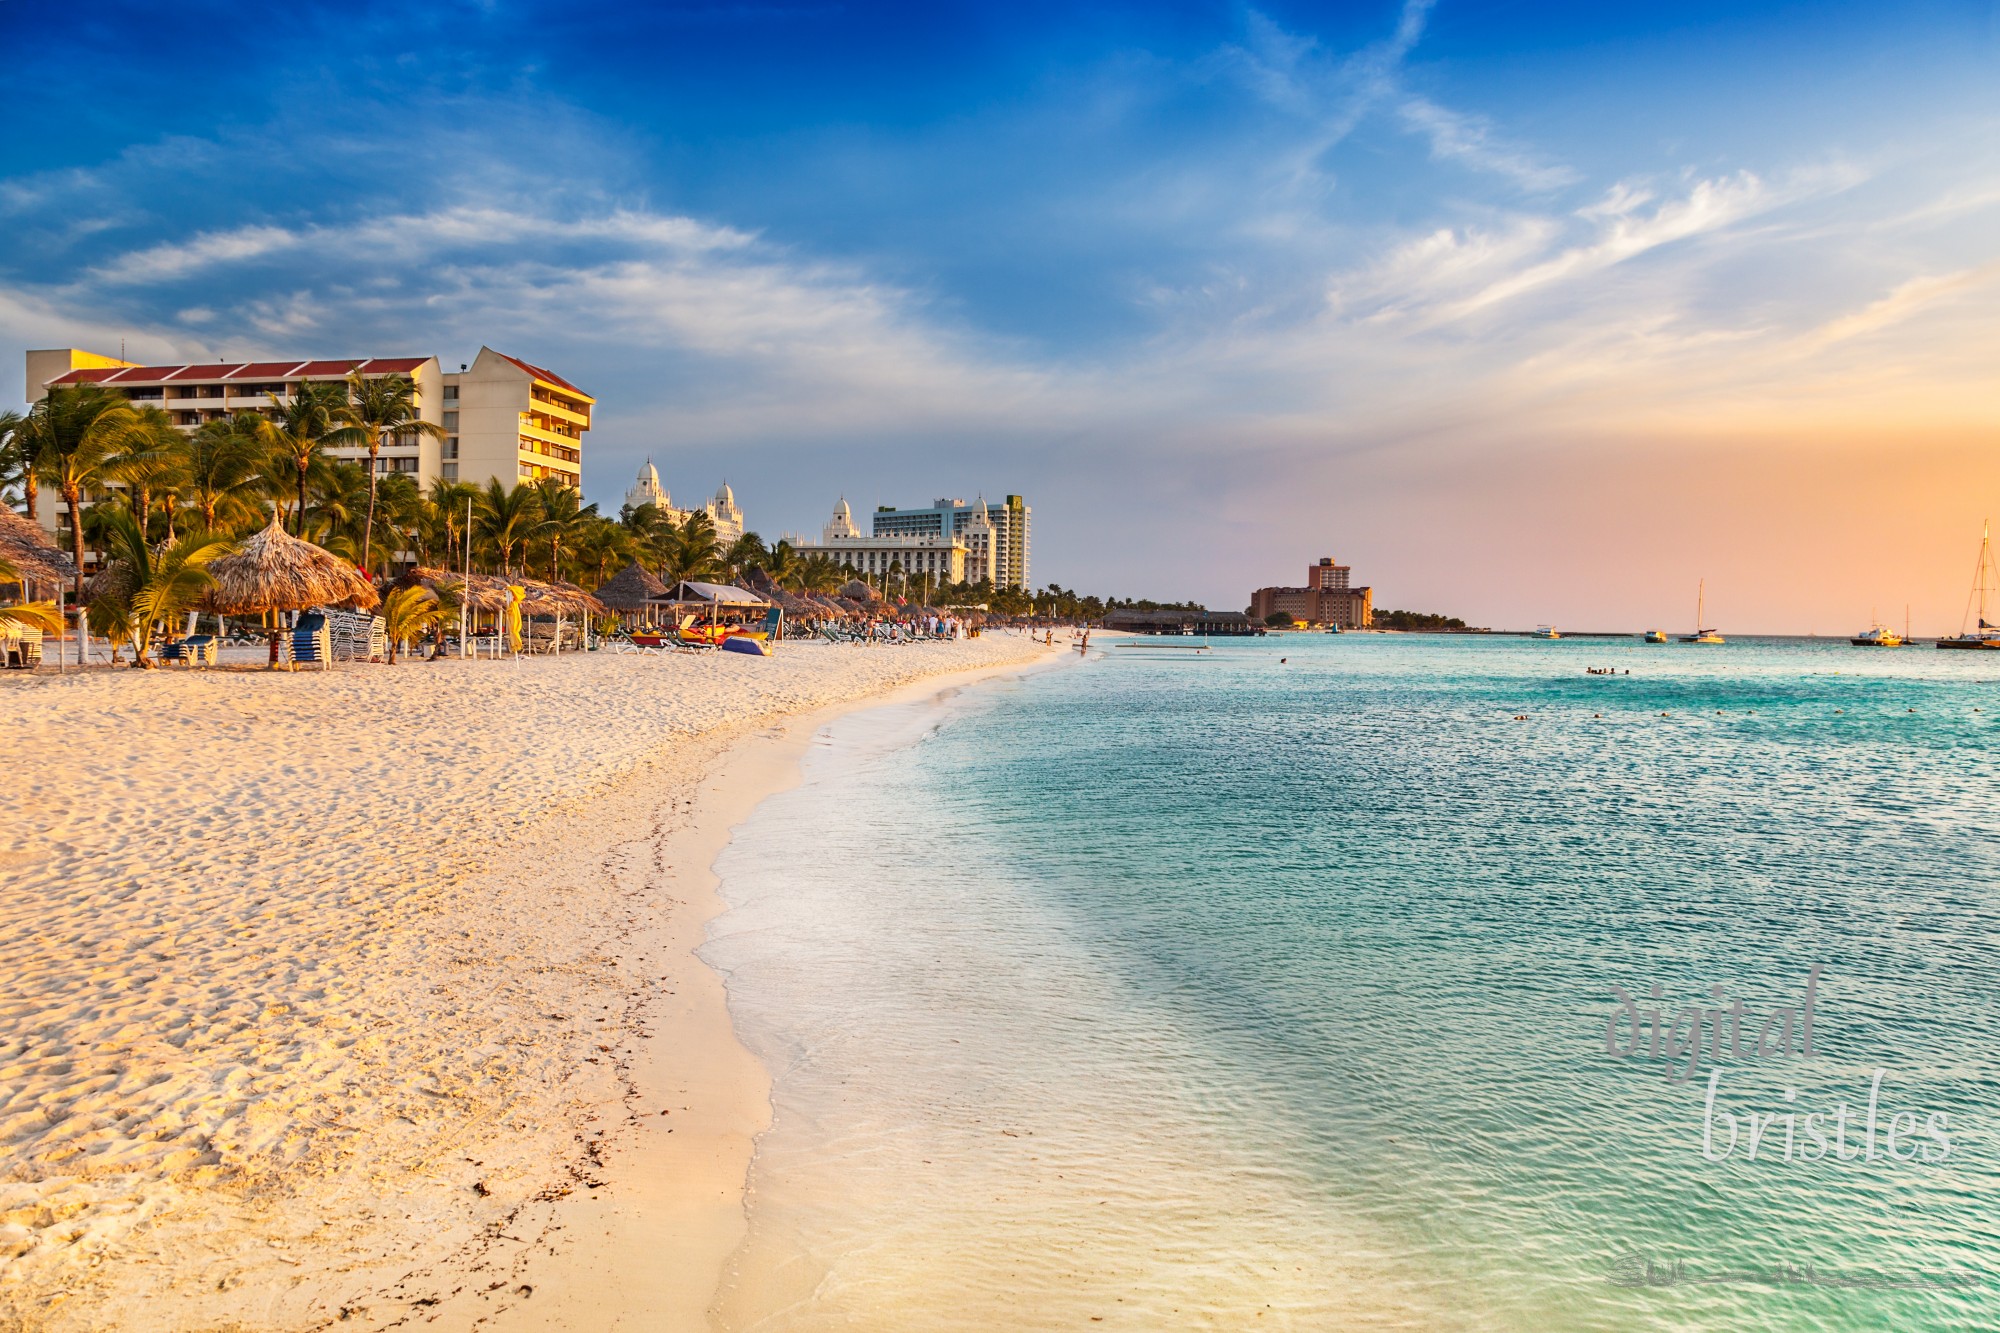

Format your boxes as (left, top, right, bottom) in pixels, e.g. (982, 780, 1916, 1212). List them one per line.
(1529, 625, 1561, 640)
(1643, 629, 1668, 644)
(1938, 523, 2000, 650)
(1678, 580, 1724, 644)
(1115, 636, 1213, 653)
(1850, 613, 1904, 648)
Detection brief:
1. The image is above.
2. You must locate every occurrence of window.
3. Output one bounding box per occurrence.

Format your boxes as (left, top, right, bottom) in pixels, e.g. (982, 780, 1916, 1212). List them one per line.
(443, 411, 458, 430)
(441, 463, 458, 482)
(443, 385, 459, 401)
(443, 436, 458, 460)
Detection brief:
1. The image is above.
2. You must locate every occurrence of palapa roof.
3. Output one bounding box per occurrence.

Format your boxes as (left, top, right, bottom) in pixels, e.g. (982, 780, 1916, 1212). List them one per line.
(399, 567, 517, 612)
(0, 509, 77, 588)
(517, 578, 606, 619)
(594, 561, 668, 611)
(201, 517, 379, 615)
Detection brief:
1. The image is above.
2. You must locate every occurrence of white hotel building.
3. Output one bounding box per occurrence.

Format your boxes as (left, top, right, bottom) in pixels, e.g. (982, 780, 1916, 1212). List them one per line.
(791, 498, 969, 584)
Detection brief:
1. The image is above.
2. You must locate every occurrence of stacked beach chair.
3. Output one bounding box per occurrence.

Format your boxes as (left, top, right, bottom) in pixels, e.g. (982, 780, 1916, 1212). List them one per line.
(159, 635, 218, 667)
(324, 609, 386, 662)
(290, 612, 333, 668)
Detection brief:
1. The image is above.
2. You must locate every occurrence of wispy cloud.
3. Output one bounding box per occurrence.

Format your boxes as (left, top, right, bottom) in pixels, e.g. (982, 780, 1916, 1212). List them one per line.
(1396, 97, 1579, 192)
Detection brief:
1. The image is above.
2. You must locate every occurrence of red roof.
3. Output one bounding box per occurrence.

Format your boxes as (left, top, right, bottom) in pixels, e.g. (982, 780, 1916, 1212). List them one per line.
(492, 350, 591, 401)
(46, 354, 433, 391)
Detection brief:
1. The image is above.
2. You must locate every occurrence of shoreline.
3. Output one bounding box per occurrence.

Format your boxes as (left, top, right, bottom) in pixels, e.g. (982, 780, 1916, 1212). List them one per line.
(0, 634, 1059, 1332)
(437, 646, 1073, 1331)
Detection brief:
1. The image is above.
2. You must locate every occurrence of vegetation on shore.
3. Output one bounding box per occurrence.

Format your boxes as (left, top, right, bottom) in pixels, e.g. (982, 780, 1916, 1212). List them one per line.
(1372, 608, 1472, 631)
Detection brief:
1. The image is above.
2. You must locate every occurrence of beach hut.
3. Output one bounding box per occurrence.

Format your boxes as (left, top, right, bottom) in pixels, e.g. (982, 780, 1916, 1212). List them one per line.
(594, 562, 668, 627)
(201, 517, 379, 669)
(650, 580, 771, 646)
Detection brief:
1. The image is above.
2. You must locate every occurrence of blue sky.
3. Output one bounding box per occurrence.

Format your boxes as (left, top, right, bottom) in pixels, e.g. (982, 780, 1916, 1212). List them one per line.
(4, 1, 1998, 628)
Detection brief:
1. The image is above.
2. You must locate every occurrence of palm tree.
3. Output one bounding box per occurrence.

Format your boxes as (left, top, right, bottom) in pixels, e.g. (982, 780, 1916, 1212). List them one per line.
(620, 501, 678, 575)
(427, 478, 481, 570)
(722, 532, 768, 581)
(474, 479, 542, 577)
(663, 510, 721, 587)
(800, 554, 843, 594)
(302, 461, 372, 559)
(572, 518, 634, 589)
(23, 383, 140, 596)
(329, 370, 446, 575)
(103, 406, 188, 544)
(0, 412, 28, 517)
(84, 511, 232, 666)
(182, 416, 269, 534)
(266, 381, 347, 535)
(762, 538, 801, 590)
(379, 584, 448, 665)
(372, 472, 424, 571)
(530, 477, 599, 581)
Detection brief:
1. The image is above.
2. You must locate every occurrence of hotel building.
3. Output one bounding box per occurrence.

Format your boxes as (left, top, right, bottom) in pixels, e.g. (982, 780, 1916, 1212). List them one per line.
(790, 498, 967, 584)
(24, 345, 592, 537)
(1249, 556, 1374, 628)
(870, 494, 1030, 589)
(623, 460, 747, 544)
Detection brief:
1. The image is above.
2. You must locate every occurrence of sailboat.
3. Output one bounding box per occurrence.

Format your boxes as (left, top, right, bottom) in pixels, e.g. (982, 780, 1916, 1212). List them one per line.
(1678, 580, 1724, 644)
(1938, 522, 2000, 650)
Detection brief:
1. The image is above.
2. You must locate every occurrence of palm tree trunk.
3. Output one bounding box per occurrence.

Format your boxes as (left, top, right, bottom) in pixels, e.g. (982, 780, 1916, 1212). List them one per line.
(136, 485, 151, 542)
(296, 463, 310, 537)
(63, 482, 85, 598)
(361, 434, 381, 574)
(24, 472, 37, 522)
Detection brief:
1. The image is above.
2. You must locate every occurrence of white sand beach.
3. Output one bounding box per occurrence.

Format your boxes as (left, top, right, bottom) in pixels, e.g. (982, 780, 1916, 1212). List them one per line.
(0, 634, 1052, 1331)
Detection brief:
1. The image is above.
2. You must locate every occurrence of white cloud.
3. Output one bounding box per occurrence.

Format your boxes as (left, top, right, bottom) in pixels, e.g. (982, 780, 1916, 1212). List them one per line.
(1396, 97, 1578, 192)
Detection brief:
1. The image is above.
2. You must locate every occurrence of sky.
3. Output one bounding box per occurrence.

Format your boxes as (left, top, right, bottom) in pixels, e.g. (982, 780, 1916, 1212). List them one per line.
(2, 0, 1997, 631)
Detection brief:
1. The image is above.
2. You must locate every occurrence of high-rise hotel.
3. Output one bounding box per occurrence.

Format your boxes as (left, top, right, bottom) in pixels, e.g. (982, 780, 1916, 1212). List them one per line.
(870, 495, 1031, 589)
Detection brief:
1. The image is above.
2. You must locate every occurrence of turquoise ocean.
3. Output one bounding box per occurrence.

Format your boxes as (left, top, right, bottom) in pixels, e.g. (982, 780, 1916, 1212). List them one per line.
(703, 635, 2000, 1330)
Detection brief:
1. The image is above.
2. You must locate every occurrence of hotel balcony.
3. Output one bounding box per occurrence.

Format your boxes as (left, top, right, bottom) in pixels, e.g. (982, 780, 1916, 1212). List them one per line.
(529, 391, 592, 426)
(518, 417, 584, 450)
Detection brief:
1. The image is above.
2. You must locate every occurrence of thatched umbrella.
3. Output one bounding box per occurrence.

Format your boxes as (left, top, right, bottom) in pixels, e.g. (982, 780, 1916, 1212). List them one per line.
(596, 562, 668, 621)
(0, 508, 76, 592)
(201, 517, 378, 668)
(401, 566, 512, 614)
(514, 578, 605, 652)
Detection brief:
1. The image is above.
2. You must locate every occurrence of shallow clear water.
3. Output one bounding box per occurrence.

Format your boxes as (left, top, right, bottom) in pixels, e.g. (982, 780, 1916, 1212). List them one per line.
(705, 635, 2000, 1330)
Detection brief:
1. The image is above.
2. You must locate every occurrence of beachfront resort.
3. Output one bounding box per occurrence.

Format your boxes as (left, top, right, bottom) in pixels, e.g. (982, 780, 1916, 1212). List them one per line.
(1, 348, 1059, 669)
